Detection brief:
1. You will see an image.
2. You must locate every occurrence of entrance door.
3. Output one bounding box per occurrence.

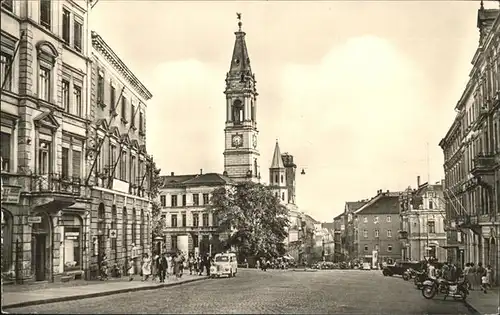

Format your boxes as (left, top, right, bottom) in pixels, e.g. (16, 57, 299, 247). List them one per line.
(35, 234, 46, 281)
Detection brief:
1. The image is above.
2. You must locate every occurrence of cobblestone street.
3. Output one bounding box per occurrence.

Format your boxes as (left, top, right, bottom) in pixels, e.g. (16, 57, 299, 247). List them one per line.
(6, 269, 476, 314)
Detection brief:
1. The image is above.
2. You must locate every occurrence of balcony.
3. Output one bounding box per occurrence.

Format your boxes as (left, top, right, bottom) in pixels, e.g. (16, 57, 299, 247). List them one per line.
(398, 230, 408, 240)
(456, 214, 481, 234)
(1, 172, 81, 211)
(471, 154, 497, 176)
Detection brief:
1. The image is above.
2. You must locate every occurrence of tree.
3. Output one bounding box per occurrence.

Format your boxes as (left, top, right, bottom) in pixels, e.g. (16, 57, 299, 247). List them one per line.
(210, 181, 289, 260)
(148, 159, 165, 242)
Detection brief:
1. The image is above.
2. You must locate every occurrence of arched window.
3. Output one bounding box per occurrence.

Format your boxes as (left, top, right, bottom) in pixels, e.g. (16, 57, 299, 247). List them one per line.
(111, 205, 117, 258)
(131, 208, 137, 245)
(1, 209, 13, 273)
(140, 209, 145, 248)
(97, 203, 106, 257)
(122, 207, 128, 256)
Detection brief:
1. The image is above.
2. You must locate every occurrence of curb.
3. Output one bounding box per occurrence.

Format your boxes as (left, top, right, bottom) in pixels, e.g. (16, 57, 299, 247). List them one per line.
(291, 269, 317, 272)
(463, 300, 484, 315)
(3, 276, 209, 309)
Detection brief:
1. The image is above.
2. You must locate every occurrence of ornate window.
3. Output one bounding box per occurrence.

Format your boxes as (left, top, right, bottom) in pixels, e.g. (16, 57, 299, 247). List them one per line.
(36, 41, 58, 103)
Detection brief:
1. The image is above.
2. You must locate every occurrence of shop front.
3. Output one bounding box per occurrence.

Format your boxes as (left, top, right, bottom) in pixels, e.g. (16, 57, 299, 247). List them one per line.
(59, 214, 83, 274)
(31, 212, 52, 282)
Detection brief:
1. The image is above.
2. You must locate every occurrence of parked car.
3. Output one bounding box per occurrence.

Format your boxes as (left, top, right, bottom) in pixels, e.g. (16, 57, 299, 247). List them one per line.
(382, 261, 424, 277)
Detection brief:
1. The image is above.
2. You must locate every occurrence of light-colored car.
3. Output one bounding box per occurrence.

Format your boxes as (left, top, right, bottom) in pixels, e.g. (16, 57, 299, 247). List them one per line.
(362, 262, 371, 270)
(210, 253, 238, 278)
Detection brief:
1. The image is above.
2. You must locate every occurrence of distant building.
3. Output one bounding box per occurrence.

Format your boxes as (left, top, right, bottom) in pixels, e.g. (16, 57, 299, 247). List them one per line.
(158, 171, 233, 256)
(333, 213, 345, 262)
(343, 200, 368, 260)
(350, 190, 401, 264)
(399, 176, 447, 262)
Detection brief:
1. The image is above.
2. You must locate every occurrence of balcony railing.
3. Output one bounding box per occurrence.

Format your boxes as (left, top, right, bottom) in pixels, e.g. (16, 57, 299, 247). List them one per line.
(398, 230, 408, 240)
(30, 173, 82, 195)
(471, 154, 497, 175)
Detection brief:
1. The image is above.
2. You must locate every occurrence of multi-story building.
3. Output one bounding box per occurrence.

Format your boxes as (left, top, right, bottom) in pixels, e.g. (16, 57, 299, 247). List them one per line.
(158, 171, 232, 256)
(86, 31, 153, 278)
(1, 0, 93, 283)
(398, 176, 447, 262)
(333, 213, 345, 262)
(1, 0, 154, 283)
(343, 200, 368, 261)
(350, 190, 401, 264)
(316, 222, 335, 261)
(438, 3, 499, 284)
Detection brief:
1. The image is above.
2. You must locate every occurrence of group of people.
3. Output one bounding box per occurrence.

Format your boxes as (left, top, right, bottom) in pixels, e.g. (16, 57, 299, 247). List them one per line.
(425, 260, 494, 294)
(463, 262, 494, 294)
(127, 251, 215, 282)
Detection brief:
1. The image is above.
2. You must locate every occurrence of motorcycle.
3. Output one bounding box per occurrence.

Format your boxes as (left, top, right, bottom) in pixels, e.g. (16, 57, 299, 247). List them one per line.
(421, 277, 469, 301)
(413, 270, 428, 289)
(403, 268, 416, 281)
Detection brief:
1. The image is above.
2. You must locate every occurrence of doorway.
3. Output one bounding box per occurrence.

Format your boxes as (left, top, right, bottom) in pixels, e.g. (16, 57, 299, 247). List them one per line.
(34, 234, 47, 281)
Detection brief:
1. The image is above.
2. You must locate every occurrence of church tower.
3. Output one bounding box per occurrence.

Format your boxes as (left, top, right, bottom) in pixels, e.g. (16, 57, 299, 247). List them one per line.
(223, 14, 260, 183)
(269, 140, 287, 203)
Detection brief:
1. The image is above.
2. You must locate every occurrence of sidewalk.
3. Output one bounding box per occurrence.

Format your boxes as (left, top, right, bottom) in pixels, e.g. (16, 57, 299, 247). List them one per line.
(465, 287, 500, 315)
(1, 274, 209, 309)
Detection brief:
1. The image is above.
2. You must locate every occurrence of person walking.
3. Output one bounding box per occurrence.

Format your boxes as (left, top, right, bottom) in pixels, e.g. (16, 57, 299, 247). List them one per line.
(166, 254, 173, 277)
(157, 252, 168, 283)
(206, 254, 212, 276)
(152, 252, 159, 282)
(463, 263, 472, 290)
(173, 254, 181, 279)
(141, 253, 152, 281)
(476, 262, 486, 291)
(127, 258, 135, 281)
(188, 254, 195, 275)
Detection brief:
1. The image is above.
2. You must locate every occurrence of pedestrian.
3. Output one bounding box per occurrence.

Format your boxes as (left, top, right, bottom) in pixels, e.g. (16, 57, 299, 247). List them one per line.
(167, 253, 173, 277)
(198, 255, 204, 275)
(206, 254, 212, 276)
(173, 254, 181, 279)
(141, 253, 152, 281)
(256, 260, 260, 270)
(128, 258, 135, 281)
(485, 265, 493, 290)
(157, 252, 168, 283)
(476, 262, 486, 291)
(463, 263, 471, 290)
(152, 251, 159, 282)
(188, 254, 195, 275)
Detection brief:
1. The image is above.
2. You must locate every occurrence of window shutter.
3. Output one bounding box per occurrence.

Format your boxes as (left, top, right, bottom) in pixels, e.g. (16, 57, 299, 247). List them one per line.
(72, 150, 81, 178)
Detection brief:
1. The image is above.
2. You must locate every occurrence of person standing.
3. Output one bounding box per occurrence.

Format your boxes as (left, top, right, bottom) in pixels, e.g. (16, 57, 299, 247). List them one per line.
(128, 258, 135, 281)
(476, 262, 486, 291)
(166, 254, 173, 277)
(188, 254, 195, 275)
(157, 253, 168, 283)
(206, 254, 212, 276)
(141, 253, 152, 281)
(152, 252, 159, 282)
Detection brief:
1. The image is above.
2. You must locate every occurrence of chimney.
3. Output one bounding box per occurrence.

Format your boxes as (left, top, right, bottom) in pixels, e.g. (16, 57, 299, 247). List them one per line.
(386, 190, 389, 193)
(200, 169, 203, 175)
(171, 172, 174, 176)
(417, 176, 421, 187)
(441, 179, 445, 189)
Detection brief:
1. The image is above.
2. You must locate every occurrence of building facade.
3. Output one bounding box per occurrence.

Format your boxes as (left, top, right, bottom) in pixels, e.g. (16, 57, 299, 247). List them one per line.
(399, 177, 447, 262)
(343, 200, 368, 261)
(1, 0, 154, 283)
(1, 0, 93, 283)
(333, 213, 345, 262)
(438, 4, 499, 285)
(86, 31, 153, 278)
(350, 191, 401, 264)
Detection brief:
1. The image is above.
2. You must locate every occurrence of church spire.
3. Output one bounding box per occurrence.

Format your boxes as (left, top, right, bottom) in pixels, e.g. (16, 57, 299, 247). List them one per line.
(229, 13, 252, 75)
(270, 140, 284, 169)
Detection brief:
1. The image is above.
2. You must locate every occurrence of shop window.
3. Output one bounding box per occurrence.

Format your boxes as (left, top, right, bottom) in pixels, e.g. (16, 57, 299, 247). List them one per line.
(122, 207, 128, 255)
(131, 208, 137, 245)
(63, 221, 81, 272)
(0, 131, 12, 172)
(111, 206, 117, 252)
(140, 209, 145, 248)
(1, 209, 13, 272)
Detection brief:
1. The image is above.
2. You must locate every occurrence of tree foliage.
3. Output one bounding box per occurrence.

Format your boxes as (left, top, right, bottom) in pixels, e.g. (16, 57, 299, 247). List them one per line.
(210, 182, 289, 259)
(148, 159, 165, 239)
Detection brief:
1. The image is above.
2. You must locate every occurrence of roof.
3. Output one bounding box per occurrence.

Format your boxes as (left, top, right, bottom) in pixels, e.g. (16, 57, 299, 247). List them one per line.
(345, 201, 367, 213)
(229, 29, 252, 75)
(303, 213, 320, 224)
(91, 31, 153, 101)
(160, 173, 234, 189)
(354, 193, 400, 215)
(270, 140, 285, 169)
(333, 213, 344, 221)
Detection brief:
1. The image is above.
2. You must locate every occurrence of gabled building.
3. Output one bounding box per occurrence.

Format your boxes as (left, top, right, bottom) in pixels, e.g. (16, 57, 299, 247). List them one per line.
(333, 213, 346, 262)
(343, 200, 368, 260)
(350, 190, 401, 264)
(399, 176, 447, 262)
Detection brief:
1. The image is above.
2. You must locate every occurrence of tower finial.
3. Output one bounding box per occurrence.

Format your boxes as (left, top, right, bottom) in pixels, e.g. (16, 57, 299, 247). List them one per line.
(480, 0, 484, 10)
(236, 12, 242, 31)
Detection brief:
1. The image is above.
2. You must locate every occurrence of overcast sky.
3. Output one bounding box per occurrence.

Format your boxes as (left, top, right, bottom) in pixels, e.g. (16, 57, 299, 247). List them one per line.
(90, 1, 497, 222)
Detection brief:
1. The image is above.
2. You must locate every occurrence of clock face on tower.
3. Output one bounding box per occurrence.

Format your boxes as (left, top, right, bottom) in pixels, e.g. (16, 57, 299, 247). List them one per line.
(252, 134, 257, 148)
(232, 134, 243, 148)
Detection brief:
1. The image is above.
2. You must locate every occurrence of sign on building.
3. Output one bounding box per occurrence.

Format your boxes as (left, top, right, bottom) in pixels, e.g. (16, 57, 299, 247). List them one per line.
(1, 186, 21, 204)
(109, 229, 117, 238)
(27, 216, 42, 224)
